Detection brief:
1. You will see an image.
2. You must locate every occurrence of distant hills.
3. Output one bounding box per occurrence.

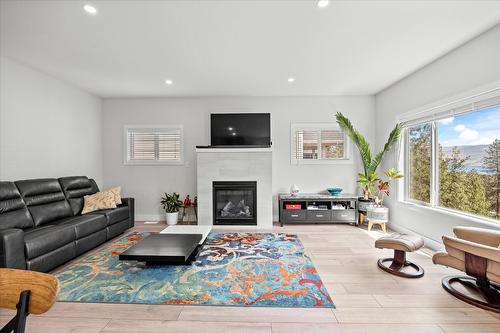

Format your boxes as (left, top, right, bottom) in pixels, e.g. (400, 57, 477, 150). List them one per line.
(442, 145, 489, 173)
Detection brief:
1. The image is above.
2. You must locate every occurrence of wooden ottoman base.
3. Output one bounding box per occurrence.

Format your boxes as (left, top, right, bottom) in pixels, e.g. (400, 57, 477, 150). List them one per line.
(442, 275, 500, 313)
(377, 250, 424, 278)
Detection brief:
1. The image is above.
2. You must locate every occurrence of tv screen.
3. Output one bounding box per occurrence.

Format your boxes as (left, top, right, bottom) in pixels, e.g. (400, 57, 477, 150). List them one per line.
(210, 113, 271, 147)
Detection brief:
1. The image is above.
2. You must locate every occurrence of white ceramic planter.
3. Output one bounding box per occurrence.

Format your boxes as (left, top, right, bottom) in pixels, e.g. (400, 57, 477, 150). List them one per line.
(366, 205, 389, 222)
(165, 212, 179, 225)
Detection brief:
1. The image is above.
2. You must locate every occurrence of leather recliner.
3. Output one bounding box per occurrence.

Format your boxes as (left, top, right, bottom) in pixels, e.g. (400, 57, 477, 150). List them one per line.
(0, 176, 134, 272)
(433, 226, 500, 312)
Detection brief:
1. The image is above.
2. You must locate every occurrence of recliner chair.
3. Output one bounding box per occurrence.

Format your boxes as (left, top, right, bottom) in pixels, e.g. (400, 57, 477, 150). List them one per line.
(432, 226, 500, 312)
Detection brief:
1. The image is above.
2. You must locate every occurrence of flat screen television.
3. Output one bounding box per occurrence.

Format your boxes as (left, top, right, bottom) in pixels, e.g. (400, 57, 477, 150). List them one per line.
(210, 113, 271, 147)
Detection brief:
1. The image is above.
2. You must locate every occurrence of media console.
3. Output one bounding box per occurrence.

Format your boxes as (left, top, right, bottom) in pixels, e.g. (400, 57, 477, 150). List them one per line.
(278, 193, 358, 226)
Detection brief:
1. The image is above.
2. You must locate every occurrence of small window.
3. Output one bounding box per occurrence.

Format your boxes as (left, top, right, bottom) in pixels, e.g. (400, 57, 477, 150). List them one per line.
(124, 126, 183, 165)
(291, 123, 348, 164)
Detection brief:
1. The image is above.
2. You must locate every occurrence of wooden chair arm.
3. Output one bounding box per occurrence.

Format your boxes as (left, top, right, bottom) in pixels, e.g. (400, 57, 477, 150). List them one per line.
(0, 268, 59, 314)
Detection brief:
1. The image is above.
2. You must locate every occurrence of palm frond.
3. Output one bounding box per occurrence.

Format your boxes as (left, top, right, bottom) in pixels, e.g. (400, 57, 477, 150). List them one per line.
(336, 112, 372, 174)
(370, 123, 401, 173)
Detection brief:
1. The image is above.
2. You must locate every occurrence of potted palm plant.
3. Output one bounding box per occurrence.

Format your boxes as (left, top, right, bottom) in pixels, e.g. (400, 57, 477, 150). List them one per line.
(335, 112, 401, 212)
(160, 192, 183, 225)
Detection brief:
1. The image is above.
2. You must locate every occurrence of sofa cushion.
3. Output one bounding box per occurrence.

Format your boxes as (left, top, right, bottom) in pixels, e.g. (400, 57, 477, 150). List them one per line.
(51, 214, 107, 239)
(16, 179, 73, 227)
(24, 225, 76, 259)
(89, 206, 129, 226)
(59, 176, 99, 215)
(0, 181, 34, 230)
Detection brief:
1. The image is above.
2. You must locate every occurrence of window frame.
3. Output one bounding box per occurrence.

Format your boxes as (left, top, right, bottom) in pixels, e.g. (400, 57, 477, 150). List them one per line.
(123, 125, 184, 166)
(398, 83, 500, 224)
(290, 123, 352, 165)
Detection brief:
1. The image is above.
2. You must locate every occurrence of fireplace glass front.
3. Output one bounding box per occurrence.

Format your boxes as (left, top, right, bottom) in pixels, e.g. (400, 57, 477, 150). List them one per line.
(213, 181, 257, 225)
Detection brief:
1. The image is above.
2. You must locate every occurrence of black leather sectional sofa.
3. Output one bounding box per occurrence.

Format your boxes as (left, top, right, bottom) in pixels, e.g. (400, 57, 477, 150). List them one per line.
(0, 176, 134, 272)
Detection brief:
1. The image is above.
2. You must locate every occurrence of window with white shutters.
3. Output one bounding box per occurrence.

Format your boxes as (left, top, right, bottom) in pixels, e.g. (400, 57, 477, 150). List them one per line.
(124, 126, 183, 165)
(291, 123, 349, 164)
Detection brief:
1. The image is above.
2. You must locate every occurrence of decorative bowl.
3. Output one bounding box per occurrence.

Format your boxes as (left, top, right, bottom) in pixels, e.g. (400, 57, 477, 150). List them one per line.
(327, 187, 343, 196)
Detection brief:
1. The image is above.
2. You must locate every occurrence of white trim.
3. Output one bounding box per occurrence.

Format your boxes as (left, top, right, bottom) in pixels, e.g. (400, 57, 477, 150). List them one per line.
(136, 214, 165, 222)
(123, 125, 184, 166)
(397, 201, 500, 230)
(290, 122, 352, 165)
(397, 80, 500, 125)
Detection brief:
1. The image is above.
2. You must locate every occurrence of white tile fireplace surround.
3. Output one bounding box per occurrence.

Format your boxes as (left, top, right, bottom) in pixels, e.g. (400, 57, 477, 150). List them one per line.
(196, 147, 272, 229)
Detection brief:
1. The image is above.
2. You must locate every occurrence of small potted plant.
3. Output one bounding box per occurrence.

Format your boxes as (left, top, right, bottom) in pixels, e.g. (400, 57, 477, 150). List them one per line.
(366, 168, 403, 221)
(160, 192, 183, 225)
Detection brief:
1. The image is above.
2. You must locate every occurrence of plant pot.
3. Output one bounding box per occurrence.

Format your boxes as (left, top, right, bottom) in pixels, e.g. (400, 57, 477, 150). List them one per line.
(366, 205, 389, 222)
(357, 197, 375, 213)
(165, 212, 179, 225)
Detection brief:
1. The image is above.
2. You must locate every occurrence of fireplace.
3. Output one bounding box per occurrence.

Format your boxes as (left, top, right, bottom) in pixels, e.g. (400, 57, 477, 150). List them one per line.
(212, 181, 257, 225)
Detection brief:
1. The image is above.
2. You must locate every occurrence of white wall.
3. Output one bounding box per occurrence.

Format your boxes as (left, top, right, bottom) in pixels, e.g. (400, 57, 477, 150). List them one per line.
(0, 57, 103, 185)
(375, 24, 500, 247)
(102, 96, 374, 221)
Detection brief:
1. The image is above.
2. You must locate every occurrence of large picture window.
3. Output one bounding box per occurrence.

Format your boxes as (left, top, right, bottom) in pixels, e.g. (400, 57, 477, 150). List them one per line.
(124, 126, 183, 165)
(403, 94, 500, 221)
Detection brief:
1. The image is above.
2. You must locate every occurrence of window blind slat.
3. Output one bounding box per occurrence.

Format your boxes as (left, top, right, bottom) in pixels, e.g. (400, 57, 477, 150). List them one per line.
(126, 127, 182, 163)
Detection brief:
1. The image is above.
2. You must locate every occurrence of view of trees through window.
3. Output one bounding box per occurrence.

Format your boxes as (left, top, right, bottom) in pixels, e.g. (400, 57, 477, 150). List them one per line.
(407, 105, 500, 221)
(408, 123, 431, 203)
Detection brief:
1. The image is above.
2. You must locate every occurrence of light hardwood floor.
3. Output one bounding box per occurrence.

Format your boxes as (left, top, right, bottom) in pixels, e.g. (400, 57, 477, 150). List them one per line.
(2, 222, 500, 333)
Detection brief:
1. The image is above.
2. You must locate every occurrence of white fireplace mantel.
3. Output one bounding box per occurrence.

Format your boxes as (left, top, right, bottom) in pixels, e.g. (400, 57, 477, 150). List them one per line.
(196, 148, 273, 229)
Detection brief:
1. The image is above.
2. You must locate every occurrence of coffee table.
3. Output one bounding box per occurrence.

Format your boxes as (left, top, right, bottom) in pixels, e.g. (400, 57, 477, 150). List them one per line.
(159, 225, 211, 244)
(119, 234, 202, 265)
(119, 225, 212, 265)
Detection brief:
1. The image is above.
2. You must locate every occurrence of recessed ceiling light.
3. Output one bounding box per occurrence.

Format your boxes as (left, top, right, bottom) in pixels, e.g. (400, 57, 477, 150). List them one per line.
(83, 4, 97, 15)
(228, 127, 233, 131)
(164, 79, 173, 85)
(287, 77, 295, 83)
(317, 0, 329, 8)
(232, 132, 237, 136)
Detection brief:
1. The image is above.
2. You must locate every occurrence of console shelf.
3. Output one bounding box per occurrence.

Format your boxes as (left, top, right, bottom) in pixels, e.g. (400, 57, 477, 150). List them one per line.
(278, 193, 358, 226)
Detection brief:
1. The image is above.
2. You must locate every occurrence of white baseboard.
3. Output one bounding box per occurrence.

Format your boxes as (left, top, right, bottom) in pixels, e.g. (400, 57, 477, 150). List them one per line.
(389, 222, 443, 251)
(136, 214, 164, 222)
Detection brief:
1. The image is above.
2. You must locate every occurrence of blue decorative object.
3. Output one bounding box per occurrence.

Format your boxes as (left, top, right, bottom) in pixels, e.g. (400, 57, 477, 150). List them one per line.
(55, 232, 334, 308)
(327, 187, 343, 196)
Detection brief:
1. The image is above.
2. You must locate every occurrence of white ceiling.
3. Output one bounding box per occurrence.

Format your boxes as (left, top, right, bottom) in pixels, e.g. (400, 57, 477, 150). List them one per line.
(1, 1, 500, 98)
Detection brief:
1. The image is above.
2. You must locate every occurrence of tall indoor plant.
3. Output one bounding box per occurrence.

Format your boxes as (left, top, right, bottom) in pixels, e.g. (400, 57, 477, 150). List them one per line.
(160, 192, 183, 225)
(335, 112, 401, 200)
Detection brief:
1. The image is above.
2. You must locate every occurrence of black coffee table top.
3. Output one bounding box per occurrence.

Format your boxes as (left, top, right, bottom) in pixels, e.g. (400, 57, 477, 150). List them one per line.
(119, 234, 202, 264)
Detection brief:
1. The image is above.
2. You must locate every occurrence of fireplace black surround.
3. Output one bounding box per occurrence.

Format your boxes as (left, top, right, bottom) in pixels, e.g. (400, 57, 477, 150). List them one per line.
(213, 181, 257, 225)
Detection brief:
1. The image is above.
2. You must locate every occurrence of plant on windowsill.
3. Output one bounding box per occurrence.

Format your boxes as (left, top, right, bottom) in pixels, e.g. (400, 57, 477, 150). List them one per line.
(335, 112, 401, 201)
(160, 192, 183, 225)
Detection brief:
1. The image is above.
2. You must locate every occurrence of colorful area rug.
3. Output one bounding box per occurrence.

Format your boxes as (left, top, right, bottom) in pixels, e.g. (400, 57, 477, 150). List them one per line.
(56, 232, 334, 307)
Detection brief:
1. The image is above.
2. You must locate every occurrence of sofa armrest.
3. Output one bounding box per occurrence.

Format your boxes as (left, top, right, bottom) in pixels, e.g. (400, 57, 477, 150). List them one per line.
(0, 228, 26, 269)
(453, 226, 500, 248)
(443, 235, 500, 263)
(120, 197, 135, 228)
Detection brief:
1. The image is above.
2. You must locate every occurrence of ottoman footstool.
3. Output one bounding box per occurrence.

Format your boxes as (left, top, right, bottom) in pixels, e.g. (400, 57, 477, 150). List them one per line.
(375, 233, 425, 278)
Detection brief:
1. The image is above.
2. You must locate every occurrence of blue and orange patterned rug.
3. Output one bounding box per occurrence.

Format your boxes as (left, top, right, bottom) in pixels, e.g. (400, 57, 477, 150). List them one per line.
(56, 232, 334, 308)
